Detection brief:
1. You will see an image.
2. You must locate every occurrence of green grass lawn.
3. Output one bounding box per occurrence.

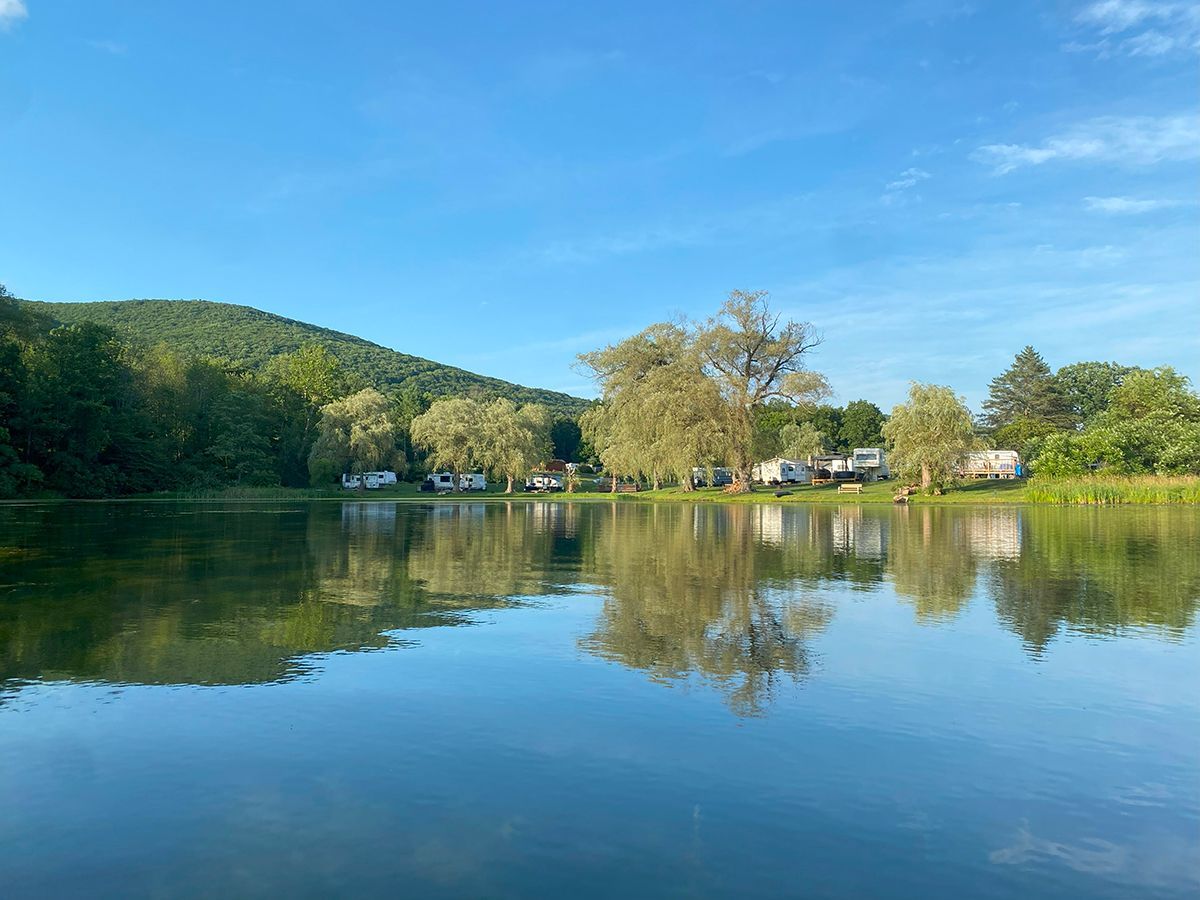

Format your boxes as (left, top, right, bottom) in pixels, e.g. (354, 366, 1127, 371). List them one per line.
(124, 477, 1032, 504)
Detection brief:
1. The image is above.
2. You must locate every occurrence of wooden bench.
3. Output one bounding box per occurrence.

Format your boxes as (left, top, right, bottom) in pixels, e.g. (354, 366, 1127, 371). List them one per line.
(615, 483, 640, 493)
(837, 483, 864, 494)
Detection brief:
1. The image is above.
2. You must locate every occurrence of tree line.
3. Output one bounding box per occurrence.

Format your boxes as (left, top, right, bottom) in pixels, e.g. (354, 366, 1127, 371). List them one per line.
(0, 284, 575, 498)
(575, 292, 1199, 492)
(5, 279, 1195, 498)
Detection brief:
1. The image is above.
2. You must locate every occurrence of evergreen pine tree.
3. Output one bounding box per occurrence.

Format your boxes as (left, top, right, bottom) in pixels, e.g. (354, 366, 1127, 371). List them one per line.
(983, 346, 1072, 430)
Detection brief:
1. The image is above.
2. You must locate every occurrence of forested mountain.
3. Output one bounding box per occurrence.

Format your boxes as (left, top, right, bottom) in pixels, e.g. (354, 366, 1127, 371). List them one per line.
(25, 299, 587, 416)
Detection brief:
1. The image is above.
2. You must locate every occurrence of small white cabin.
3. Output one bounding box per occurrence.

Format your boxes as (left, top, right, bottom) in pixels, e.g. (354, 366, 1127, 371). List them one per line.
(959, 450, 1021, 479)
(752, 457, 811, 485)
(459, 473, 487, 492)
(851, 448, 890, 481)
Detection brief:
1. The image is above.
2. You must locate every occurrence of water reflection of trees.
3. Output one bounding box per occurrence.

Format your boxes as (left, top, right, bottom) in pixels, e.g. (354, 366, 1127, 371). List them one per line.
(1, 501, 1195, 703)
(579, 504, 835, 717)
(0, 503, 517, 689)
(988, 507, 1200, 653)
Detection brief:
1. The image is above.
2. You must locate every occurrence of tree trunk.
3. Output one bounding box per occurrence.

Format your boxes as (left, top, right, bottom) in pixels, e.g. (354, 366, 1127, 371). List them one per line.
(610, 472, 618, 493)
(730, 464, 754, 493)
(652, 471, 661, 491)
(921, 463, 931, 489)
(505, 474, 514, 494)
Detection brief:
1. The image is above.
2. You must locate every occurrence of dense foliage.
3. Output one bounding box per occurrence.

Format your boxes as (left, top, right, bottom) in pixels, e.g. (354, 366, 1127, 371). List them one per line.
(25, 298, 588, 417)
(2, 287, 419, 496)
(979, 345, 1200, 477)
(410, 397, 553, 492)
(580, 291, 827, 492)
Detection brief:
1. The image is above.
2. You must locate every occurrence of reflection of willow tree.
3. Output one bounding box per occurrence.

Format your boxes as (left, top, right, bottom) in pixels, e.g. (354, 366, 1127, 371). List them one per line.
(887, 507, 979, 622)
(0, 503, 504, 689)
(989, 507, 1200, 654)
(579, 504, 834, 716)
(404, 502, 569, 601)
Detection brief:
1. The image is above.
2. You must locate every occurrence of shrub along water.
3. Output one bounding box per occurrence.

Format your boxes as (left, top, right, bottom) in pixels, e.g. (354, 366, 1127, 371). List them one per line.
(1025, 476, 1200, 505)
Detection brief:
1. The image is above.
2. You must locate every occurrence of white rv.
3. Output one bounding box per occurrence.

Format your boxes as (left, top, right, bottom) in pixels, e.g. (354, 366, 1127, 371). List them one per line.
(341, 473, 362, 490)
(752, 457, 811, 485)
(959, 450, 1021, 479)
(851, 448, 889, 481)
(458, 473, 487, 492)
(363, 470, 398, 485)
(526, 473, 564, 492)
(362, 473, 381, 490)
(422, 472, 457, 493)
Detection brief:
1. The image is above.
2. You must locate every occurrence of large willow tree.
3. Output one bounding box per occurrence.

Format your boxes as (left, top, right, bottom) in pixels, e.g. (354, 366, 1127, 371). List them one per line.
(579, 322, 728, 491)
(882, 383, 977, 491)
(581, 291, 827, 493)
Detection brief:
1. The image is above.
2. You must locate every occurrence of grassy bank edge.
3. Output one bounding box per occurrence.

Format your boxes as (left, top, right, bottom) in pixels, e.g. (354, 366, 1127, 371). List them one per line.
(8, 475, 1196, 505)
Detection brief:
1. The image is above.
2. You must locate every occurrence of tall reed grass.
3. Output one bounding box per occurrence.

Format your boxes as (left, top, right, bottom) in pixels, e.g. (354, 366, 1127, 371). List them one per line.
(1025, 475, 1200, 505)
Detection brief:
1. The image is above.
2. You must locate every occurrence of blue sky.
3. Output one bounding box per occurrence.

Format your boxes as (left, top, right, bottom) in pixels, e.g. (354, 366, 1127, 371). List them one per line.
(1, 1, 1196, 409)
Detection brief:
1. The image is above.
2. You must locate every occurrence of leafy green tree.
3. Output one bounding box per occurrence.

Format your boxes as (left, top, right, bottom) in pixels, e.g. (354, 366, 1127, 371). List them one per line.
(1080, 368, 1200, 474)
(309, 388, 401, 484)
(1054, 361, 1136, 423)
(838, 399, 885, 449)
(779, 421, 826, 460)
(699, 291, 828, 491)
(550, 417, 582, 462)
(410, 397, 482, 486)
(983, 346, 1072, 430)
(883, 383, 977, 491)
(478, 399, 553, 492)
(1029, 432, 1092, 478)
(580, 322, 729, 491)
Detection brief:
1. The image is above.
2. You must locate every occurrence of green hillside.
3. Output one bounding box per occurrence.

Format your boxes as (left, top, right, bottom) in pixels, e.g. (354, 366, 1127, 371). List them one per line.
(27, 299, 588, 415)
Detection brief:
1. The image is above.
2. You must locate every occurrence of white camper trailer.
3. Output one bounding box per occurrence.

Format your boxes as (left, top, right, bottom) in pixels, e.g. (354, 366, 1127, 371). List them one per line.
(851, 448, 889, 482)
(752, 457, 811, 485)
(341, 473, 362, 490)
(959, 450, 1021, 479)
(525, 473, 564, 492)
(363, 470, 398, 485)
(362, 473, 381, 490)
(458, 473, 487, 492)
(422, 472, 456, 492)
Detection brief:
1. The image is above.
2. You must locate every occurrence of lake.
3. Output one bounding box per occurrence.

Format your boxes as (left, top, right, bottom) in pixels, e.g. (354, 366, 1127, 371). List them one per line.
(1, 501, 1197, 899)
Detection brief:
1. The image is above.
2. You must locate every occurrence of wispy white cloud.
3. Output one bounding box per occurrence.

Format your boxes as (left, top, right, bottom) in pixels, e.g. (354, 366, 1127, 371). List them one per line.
(880, 167, 932, 205)
(0, 0, 27, 31)
(87, 39, 127, 55)
(1070, 1, 1200, 58)
(1083, 195, 1173, 213)
(972, 114, 1200, 174)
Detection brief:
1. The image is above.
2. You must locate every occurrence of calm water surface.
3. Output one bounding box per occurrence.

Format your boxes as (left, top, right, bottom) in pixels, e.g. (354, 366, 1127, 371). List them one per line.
(1, 501, 1197, 898)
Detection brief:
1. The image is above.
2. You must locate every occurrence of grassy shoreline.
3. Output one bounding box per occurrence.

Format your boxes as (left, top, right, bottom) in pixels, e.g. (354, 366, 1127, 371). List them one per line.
(9, 475, 1196, 505)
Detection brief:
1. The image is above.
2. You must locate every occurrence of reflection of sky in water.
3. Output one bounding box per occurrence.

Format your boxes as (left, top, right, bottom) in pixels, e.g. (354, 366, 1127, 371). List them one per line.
(0, 501, 1196, 899)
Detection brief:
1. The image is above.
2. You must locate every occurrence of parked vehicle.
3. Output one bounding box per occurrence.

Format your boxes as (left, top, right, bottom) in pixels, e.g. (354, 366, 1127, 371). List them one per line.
(422, 472, 456, 493)
(363, 470, 398, 485)
(752, 457, 811, 485)
(458, 473, 487, 492)
(691, 466, 733, 488)
(363, 473, 381, 490)
(851, 448, 889, 482)
(525, 473, 564, 492)
(341, 473, 362, 490)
